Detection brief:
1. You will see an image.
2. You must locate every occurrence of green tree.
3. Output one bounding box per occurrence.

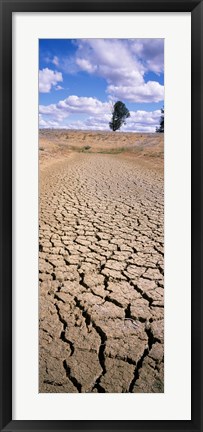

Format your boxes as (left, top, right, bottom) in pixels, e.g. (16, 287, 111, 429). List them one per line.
(156, 108, 164, 133)
(109, 101, 130, 132)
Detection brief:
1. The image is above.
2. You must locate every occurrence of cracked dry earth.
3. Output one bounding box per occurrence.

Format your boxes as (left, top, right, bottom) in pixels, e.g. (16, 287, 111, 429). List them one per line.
(39, 153, 164, 393)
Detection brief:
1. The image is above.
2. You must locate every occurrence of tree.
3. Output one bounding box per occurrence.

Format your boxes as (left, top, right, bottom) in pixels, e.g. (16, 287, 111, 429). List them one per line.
(156, 108, 164, 133)
(109, 101, 130, 132)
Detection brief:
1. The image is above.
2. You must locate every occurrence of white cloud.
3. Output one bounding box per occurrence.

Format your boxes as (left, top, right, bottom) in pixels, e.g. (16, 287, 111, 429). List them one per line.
(39, 114, 59, 128)
(129, 39, 164, 74)
(39, 103, 68, 122)
(107, 81, 164, 103)
(72, 39, 164, 103)
(39, 68, 63, 93)
(122, 109, 161, 132)
(75, 39, 143, 83)
(68, 113, 111, 131)
(57, 95, 111, 115)
(39, 95, 111, 118)
(130, 109, 161, 122)
(76, 58, 97, 73)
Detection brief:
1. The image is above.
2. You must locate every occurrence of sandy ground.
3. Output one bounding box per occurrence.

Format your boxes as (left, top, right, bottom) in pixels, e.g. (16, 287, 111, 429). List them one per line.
(39, 131, 164, 393)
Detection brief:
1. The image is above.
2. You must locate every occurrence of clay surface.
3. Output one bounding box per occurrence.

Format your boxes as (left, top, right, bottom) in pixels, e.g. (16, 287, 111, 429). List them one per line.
(39, 133, 164, 393)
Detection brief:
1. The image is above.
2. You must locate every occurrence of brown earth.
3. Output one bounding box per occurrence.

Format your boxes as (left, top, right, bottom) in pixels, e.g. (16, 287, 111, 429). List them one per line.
(39, 130, 164, 393)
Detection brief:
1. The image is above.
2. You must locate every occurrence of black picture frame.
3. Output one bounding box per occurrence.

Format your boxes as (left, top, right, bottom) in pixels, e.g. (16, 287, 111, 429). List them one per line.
(0, 1, 202, 431)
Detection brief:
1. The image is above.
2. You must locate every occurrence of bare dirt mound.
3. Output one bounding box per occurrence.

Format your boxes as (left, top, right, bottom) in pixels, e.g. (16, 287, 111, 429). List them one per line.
(39, 130, 164, 169)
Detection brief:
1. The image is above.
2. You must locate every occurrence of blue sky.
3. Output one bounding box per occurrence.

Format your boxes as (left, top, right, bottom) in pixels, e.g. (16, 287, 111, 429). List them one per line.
(39, 39, 164, 132)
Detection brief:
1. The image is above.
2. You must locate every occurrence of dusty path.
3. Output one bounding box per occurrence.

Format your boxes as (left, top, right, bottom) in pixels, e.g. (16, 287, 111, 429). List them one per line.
(39, 153, 164, 393)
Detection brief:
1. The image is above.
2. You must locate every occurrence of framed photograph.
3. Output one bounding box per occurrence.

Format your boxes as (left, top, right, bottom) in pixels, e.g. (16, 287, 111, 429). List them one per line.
(0, 0, 202, 431)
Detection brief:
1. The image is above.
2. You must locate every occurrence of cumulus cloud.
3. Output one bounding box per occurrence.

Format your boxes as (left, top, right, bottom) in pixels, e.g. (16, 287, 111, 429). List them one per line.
(39, 103, 68, 122)
(39, 114, 59, 128)
(67, 113, 111, 131)
(108, 81, 164, 103)
(76, 58, 97, 73)
(39, 95, 111, 118)
(57, 95, 111, 115)
(39, 68, 63, 93)
(75, 39, 143, 83)
(129, 39, 164, 74)
(122, 109, 161, 132)
(72, 39, 164, 103)
(130, 109, 161, 122)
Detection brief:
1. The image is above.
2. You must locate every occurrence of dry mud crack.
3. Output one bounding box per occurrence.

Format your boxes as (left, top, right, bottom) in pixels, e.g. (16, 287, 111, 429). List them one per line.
(39, 153, 164, 393)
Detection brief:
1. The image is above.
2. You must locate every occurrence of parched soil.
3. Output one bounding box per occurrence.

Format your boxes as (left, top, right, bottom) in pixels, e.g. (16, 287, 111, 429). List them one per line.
(39, 135, 164, 393)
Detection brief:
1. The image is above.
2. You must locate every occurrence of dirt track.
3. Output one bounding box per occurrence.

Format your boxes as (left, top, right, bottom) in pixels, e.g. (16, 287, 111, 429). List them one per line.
(39, 152, 164, 393)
